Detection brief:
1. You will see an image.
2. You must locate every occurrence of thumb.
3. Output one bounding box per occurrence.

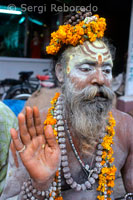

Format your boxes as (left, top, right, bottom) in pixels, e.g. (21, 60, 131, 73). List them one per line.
(45, 125, 57, 148)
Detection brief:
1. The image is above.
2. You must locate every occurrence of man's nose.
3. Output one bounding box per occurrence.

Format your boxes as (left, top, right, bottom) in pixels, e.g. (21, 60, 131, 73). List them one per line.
(91, 69, 104, 86)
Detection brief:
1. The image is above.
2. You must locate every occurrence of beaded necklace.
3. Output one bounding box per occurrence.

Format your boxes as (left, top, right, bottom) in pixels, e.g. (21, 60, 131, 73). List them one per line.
(44, 93, 117, 200)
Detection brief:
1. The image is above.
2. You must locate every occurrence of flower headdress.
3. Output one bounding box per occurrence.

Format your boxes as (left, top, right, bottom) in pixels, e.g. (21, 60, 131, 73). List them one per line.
(46, 12, 106, 55)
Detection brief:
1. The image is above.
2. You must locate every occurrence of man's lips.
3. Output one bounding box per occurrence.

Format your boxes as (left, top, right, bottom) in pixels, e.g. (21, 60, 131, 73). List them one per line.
(83, 92, 108, 102)
(95, 92, 105, 98)
(94, 96, 107, 101)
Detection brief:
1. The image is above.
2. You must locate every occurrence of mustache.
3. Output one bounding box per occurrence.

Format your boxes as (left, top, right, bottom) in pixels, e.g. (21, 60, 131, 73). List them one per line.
(70, 85, 115, 104)
(86, 85, 115, 101)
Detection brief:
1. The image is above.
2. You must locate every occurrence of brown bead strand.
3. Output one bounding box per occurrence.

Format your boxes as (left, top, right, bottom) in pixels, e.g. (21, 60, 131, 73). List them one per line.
(64, 11, 92, 26)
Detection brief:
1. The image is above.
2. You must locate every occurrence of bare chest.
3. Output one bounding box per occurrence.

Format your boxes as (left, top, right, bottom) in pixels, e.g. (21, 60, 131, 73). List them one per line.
(60, 135, 126, 200)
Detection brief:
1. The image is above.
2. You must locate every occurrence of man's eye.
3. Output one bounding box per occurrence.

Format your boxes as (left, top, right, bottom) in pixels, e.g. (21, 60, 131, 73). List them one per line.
(79, 68, 91, 72)
(78, 64, 93, 72)
(103, 68, 111, 74)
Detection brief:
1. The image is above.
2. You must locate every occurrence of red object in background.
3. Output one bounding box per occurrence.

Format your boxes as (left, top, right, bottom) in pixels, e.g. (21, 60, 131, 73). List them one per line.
(36, 74, 54, 88)
(30, 32, 41, 58)
(36, 75, 49, 81)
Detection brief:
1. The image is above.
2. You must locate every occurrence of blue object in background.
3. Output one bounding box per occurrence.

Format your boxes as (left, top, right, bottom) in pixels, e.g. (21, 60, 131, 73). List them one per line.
(3, 99, 26, 116)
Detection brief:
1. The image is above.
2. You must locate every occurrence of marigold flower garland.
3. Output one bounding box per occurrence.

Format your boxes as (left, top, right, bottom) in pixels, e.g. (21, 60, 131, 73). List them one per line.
(46, 14, 106, 55)
(44, 92, 63, 200)
(97, 112, 117, 200)
(44, 93, 117, 200)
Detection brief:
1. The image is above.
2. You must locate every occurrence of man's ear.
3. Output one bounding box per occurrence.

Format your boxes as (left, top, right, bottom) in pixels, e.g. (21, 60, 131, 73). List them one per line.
(55, 63, 64, 83)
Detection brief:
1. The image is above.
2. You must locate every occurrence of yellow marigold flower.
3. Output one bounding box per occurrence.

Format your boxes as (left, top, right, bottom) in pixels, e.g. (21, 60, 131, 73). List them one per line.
(109, 165, 117, 175)
(106, 175, 115, 181)
(107, 180, 115, 187)
(107, 190, 113, 195)
(108, 148, 113, 155)
(97, 195, 105, 200)
(101, 135, 113, 150)
(107, 198, 111, 200)
(101, 160, 106, 165)
(44, 117, 57, 125)
(46, 15, 107, 55)
(56, 170, 59, 176)
(97, 31, 104, 38)
(55, 197, 63, 200)
(109, 157, 114, 163)
(102, 151, 107, 159)
(101, 167, 110, 174)
(54, 129, 58, 137)
(94, 14, 99, 19)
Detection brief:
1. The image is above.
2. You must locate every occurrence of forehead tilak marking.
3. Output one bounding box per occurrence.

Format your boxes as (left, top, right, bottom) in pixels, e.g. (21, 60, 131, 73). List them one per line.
(84, 42, 96, 55)
(80, 46, 96, 60)
(90, 42, 112, 62)
(80, 41, 111, 63)
(97, 53, 103, 65)
(88, 41, 109, 55)
(104, 55, 111, 61)
(91, 42, 105, 49)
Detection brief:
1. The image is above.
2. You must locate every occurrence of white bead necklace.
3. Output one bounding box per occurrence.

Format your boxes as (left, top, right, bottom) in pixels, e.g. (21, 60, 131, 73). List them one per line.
(54, 94, 106, 192)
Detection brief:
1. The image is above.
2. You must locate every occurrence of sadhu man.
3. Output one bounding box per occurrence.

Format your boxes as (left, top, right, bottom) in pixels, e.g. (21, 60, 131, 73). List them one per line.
(1, 11, 133, 200)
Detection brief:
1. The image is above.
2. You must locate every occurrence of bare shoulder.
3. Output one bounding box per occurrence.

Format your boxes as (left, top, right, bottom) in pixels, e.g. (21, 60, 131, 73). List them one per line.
(112, 108, 133, 124)
(22, 87, 61, 120)
(112, 108, 133, 149)
(25, 87, 61, 109)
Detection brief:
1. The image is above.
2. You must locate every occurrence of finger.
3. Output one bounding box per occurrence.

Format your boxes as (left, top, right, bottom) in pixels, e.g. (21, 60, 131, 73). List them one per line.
(18, 113, 31, 145)
(45, 125, 57, 148)
(26, 107, 36, 138)
(10, 141, 19, 168)
(10, 128, 24, 152)
(33, 106, 44, 136)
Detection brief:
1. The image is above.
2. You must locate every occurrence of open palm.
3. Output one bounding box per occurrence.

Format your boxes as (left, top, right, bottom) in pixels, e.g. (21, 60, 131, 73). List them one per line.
(11, 106, 61, 183)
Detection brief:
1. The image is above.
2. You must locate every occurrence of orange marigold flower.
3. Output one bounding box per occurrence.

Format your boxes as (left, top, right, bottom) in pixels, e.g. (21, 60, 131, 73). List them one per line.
(107, 180, 115, 187)
(55, 197, 63, 200)
(44, 117, 57, 125)
(97, 195, 105, 200)
(107, 190, 113, 195)
(54, 129, 58, 137)
(109, 157, 115, 163)
(56, 170, 59, 176)
(101, 160, 106, 165)
(46, 15, 106, 55)
(102, 151, 107, 159)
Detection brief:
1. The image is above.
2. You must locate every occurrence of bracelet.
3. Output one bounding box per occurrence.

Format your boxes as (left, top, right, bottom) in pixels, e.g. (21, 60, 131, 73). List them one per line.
(125, 193, 133, 200)
(21, 178, 56, 200)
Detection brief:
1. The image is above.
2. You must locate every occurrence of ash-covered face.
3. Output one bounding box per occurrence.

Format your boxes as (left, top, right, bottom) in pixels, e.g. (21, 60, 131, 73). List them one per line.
(62, 40, 114, 108)
(57, 40, 115, 153)
(65, 40, 113, 89)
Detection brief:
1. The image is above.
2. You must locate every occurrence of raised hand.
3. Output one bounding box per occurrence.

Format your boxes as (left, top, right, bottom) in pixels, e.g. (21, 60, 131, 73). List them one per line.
(11, 106, 61, 184)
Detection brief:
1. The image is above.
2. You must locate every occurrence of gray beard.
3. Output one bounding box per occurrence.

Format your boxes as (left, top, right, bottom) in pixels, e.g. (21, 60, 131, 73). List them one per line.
(62, 78, 115, 154)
